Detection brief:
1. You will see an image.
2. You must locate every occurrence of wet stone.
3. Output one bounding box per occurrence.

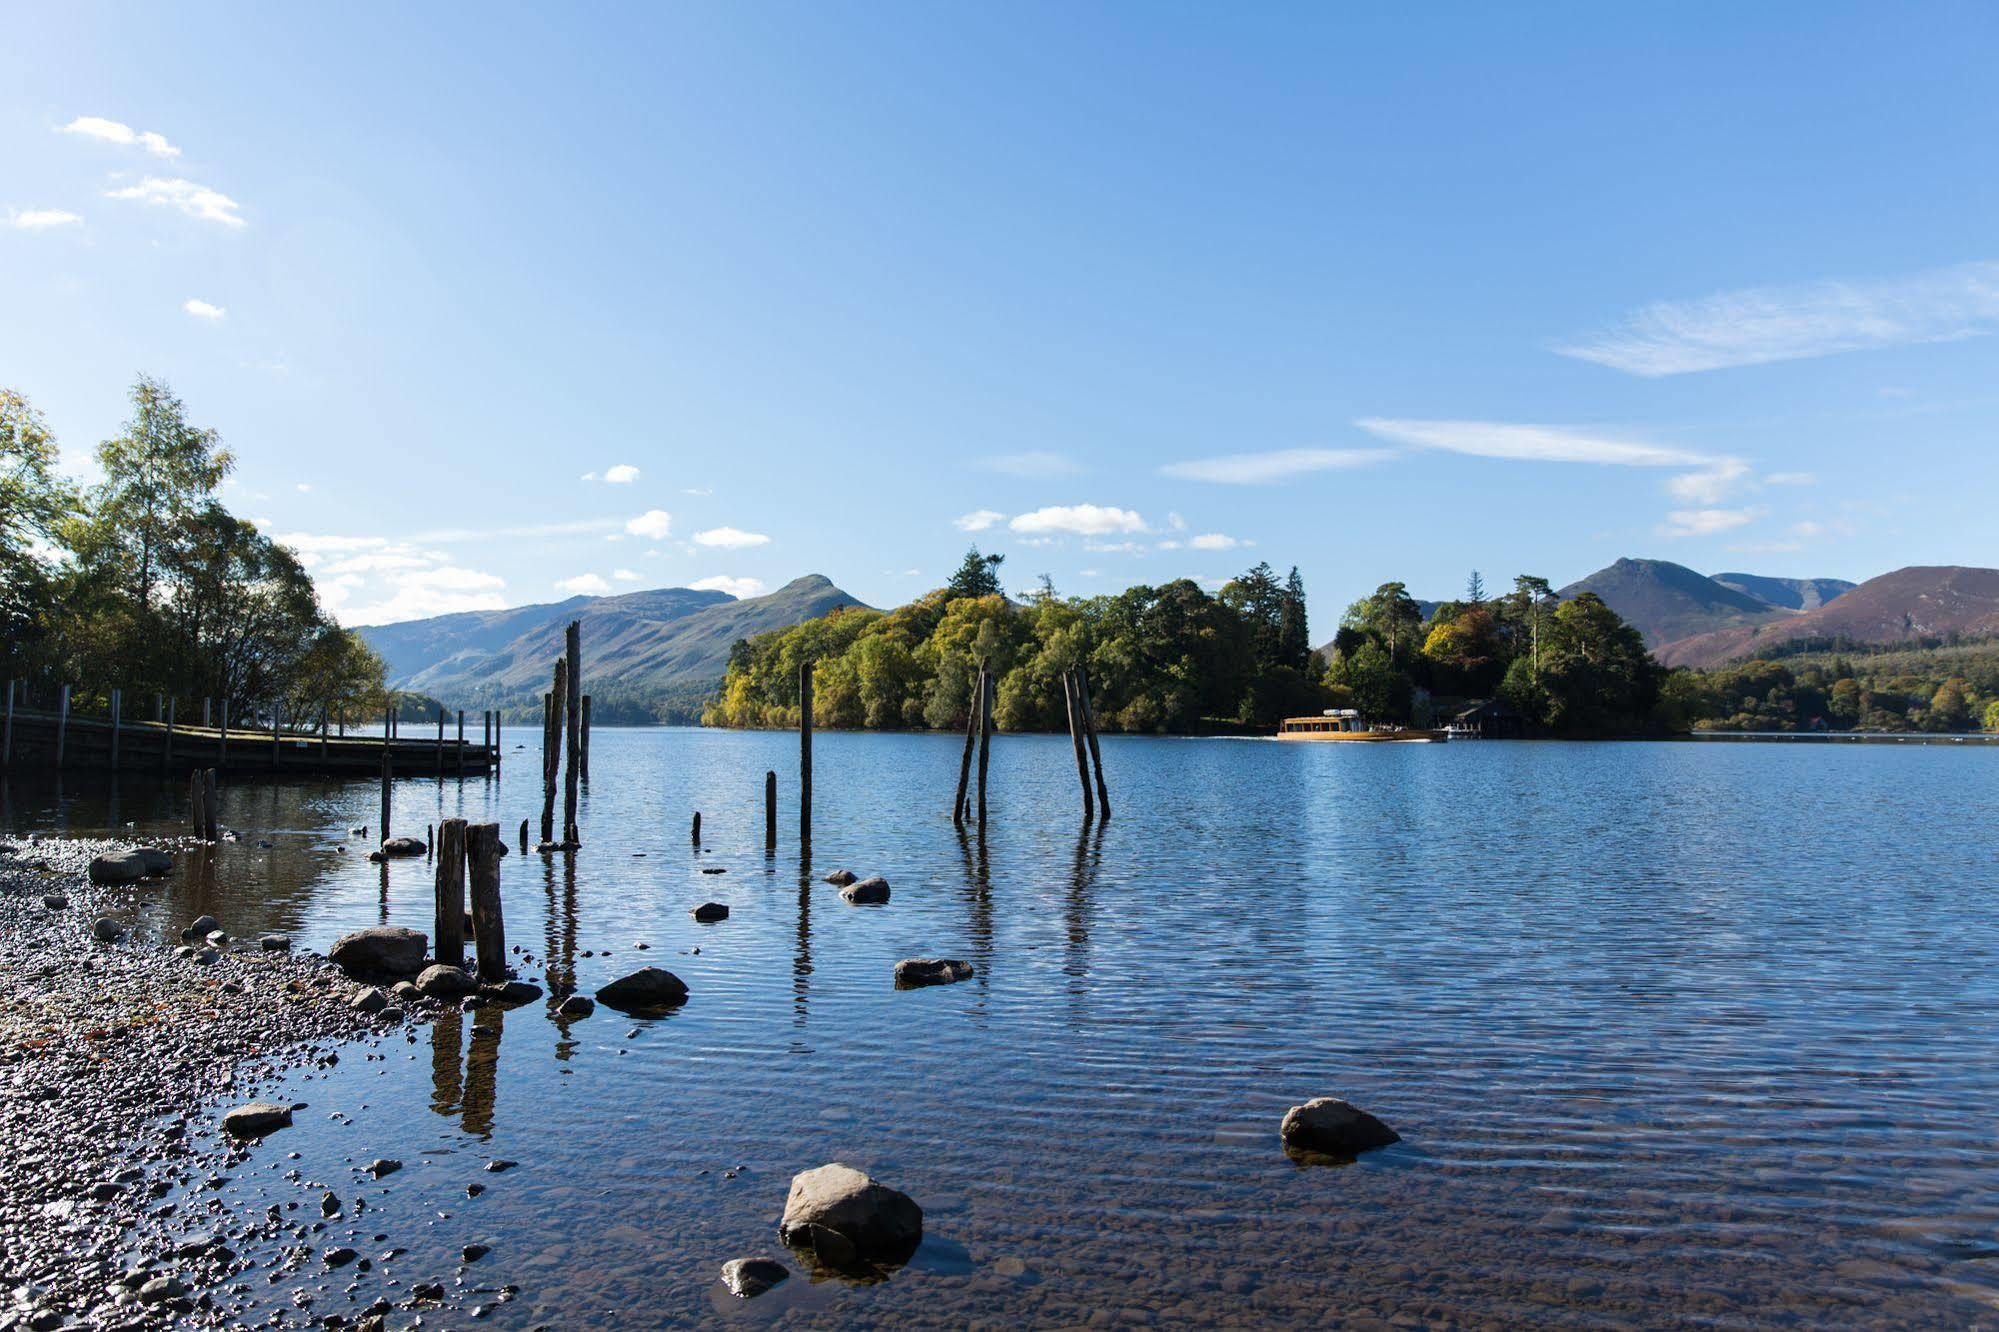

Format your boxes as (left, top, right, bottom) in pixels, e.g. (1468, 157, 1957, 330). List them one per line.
(720, 1257, 791, 1298)
(895, 958, 975, 988)
(691, 902, 729, 923)
(1279, 1097, 1401, 1159)
(840, 876, 891, 905)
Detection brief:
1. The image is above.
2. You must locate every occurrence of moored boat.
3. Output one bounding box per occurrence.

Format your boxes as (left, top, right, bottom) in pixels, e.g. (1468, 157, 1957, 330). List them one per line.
(1275, 709, 1448, 742)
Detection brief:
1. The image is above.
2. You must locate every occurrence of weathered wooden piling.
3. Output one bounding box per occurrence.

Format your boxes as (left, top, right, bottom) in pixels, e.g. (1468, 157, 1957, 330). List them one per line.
(563, 621, 582, 846)
(379, 708, 393, 842)
(202, 697, 211, 728)
(189, 768, 206, 839)
(692, 811, 702, 845)
(55, 684, 69, 768)
(540, 662, 563, 847)
(976, 668, 994, 826)
(456, 709, 465, 776)
(109, 689, 122, 767)
(518, 818, 528, 853)
(1078, 664, 1110, 819)
(202, 768, 219, 842)
(493, 708, 502, 772)
(435, 704, 445, 775)
(219, 697, 229, 766)
(799, 660, 814, 846)
(467, 822, 505, 981)
(1063, 668, 1094, 821)
(953, 660, 982, 826)
(425, 823, 434, 858)
(163, 696, 175, 769)
(765, 770, 777, 850)
(579, 695, 591, 781)
(434, 818, 468, 969)
(3, 680, 12, 767)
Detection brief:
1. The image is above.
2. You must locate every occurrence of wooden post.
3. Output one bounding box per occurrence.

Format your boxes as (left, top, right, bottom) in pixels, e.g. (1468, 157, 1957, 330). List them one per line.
(164, 696, 175, 770)
(271, 705, 280, 769)
(692, 811, 702, 845)
(518, 818, 528, 854)
(467, 823, 506, 982)
(55, 684, 69, 768)
(976, 668, 994, 826)
(219, 697, 229, 767)
(765, 770, 777, 850)
(1078, 664, 1111, 820)
(425, 823, 434, 859)
(202, 767, 219, 842)
(435, 819, 467, 969)
(953, 660, 982, 825)
(436, 704, 445, 776)
(493, 708, 501, 771)
(799, 660, 814, 846)
(380, 706, 393, 842)
(319, 705, 329, 758)
(110, 689, 122, 767)
(189, 769, 205, 838)
(202, 697, 211, 728)
(456, 709, 465, 776)
(1063, 668, 1093, 821)
(540, 662, 563, 846)
(2, 680, 11, 768)
(580, 695, 591, 781)
(563, 621, 582, 845)
(153, 692, 162, 723)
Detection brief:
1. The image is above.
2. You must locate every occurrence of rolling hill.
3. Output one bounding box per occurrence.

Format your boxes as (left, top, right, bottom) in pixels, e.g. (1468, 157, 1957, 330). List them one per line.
(1656, 566, 1999, 668)
(357, 575, 866, 719)
(1557, 558, 1784, 647)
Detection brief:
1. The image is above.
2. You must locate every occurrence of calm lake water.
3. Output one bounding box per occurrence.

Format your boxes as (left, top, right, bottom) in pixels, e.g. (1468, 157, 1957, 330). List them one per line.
(9, 731, 1999, 1328)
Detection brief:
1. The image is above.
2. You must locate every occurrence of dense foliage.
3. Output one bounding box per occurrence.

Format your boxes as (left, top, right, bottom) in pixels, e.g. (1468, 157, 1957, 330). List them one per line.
(1679, 643, 1999, 733)
(0, 378, 386, 727)
(704, 557, 1320, 731)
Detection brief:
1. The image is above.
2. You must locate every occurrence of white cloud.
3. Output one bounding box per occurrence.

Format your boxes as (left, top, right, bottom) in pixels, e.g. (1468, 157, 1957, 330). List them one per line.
(1766, 471, 1816, 486)
(1356, 418, 1713, 468)
(1167, 511, 1187, 531)
(1188, 533, 1243, 551)
(625, 509, 672, 540)
(6, 208, 83, 231)
(1009, 504, 1147, 537)
(690, 574, 765, 598)
(1658, 507, 1763, 539)
(104, 177, 244, 228)
(555, 573, 611, 596)
(612, 568, 640, 582)
(583, 463, 639, 484)
(1664, 459, 1751, 505)
(322, 551, 431, 576)
(1083, 540, 1146, 554)
(295, 483, 311, 493)
(182, 297, 226, 320)
(1156, 539, 1182, 551)
(60, 116, 180, 158)
(339, 566, 508, 625)
(1160, 447, 1393, 485)
(953, 509, 1005, 532)
(974, 451, 1081, 478)
(1555, 260, 1999, 376)
(682, 486, 714, 497)
(693, 526, 770, 549)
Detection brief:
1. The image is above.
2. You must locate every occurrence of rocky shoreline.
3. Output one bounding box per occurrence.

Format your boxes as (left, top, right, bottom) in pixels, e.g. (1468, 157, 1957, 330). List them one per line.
(0, 837, 522, 1331)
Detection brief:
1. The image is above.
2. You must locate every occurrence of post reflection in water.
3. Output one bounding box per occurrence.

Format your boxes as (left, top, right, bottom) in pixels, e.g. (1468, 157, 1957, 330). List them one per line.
(1066, 819, 1105, 998)
(954, 827, 993, 971)
(462, 1007, 504, 1138)
(792, 849, 812, 1030)
(544, 851, 581, 1058)
(429, 1005, 464, 1118)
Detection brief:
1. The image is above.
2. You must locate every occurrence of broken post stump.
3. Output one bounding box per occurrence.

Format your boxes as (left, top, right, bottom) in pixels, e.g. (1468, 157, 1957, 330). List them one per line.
(435, 819, 467, 969)
(467, 822, 506, 982)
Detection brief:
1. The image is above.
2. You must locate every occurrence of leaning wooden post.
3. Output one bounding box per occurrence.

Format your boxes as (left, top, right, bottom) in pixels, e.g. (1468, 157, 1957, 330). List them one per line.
(110, 688, 122, 768)
(188, 769, 205, 838)
(1078, 664, 1111, 820)
(798, 660, 814, 847)
(1063, 668, 1094, 821)
(580, 695, 591, 781)
(563, 621, 582, 845)
(952, 659, 982, 826)
(765, 770, 777, 850)
(467, 823, 506, 982)
(55, 684, 69, 769)
(976, 668, 995, 826)
(434, 818, 467, 969)
(540, 660, 564, 846)
(202, 768, 219, 842)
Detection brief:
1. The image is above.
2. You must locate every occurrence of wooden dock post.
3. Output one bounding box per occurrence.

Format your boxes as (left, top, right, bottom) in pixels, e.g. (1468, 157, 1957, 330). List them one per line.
(953, 659, 982, 826)
(493, 708, 501, 771)
(1078, 664, 1110, 820)
(435, 704, 445, 776)
(540, 663, 562, 847)
(380, 705, 393, 842)
(219, 697, 229, 767)
(435, 818, 467, 969)
(976, 668, 994, 826)
(580, 695, 591, 781)
(563, 621, 582, 846)
(202, 697, 211, 728)
(319, 705, 329, 759)
(518, 818, 528, 853)
(467, 823, 506, 981)
(110, 689, 122, 767)
(271, 707, 280, 769)
(202, 768, 219, 842)
(55, 684, 69, 768)
(189, 768, 205, 838)
(455, 709, 465, 776)
(765, 770, 777, 850)
(799, 660, 814, 846)
(692, 811, 702, 845)
(426, 823, 434, 859)
(1063, 668, 1093, 821)
(164, 697, 174, 769)
(2, 680, 12, 767)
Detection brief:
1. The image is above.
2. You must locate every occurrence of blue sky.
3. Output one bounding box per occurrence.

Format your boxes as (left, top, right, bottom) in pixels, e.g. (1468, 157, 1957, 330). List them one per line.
(5, 3, 1997, 635)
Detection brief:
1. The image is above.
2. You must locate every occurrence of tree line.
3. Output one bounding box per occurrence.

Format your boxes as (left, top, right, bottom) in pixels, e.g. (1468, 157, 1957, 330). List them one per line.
(1680, 647, 1999, 734)
(1, 378, 385, 729)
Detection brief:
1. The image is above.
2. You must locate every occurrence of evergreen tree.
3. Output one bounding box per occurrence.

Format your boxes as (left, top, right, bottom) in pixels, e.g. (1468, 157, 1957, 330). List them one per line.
(946, 546, 1006, 600)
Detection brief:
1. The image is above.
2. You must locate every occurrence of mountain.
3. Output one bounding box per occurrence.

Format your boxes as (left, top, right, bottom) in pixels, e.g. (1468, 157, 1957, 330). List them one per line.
(357, 575, 866, 717)
(1656, 566, 1999, 668)
(1558, 558, 1782, 648)
(1711, 573, 1856, 612)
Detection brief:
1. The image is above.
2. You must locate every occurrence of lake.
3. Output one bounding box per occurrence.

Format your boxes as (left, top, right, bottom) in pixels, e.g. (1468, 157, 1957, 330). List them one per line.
(8, 730, 1999, 1328)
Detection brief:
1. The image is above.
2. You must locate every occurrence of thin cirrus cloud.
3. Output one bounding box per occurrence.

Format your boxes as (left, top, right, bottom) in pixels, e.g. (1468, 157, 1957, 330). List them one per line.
(60, 115, 180, 158)
(1158, 447, 1393, 485)
(953, 509, 1005, 532)
(973, 451, 1082, 478)
(1356, 417, 1754, 505)
(690, 574, 766, 598)
(182, 298, 225, 321)
(1659, 507, 1763, 539)
(1009, 504, 1147, 537)
(104, 177, 245, 228)
(1554, 259, 1999, 376)
(693, 526, 770, 549)
(6, 208, 83, 231)
(1188, 533, 1245, 551)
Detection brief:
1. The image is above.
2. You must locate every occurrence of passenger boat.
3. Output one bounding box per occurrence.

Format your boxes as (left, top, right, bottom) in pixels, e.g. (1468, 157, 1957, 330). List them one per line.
(1275, 709, 1448, 742)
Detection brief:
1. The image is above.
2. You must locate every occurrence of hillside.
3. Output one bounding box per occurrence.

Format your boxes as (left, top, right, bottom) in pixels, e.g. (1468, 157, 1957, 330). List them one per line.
(357, 575, 866, 716)
(1712, 572, 1855, 611)
(1559, 558, 1783, 647)
(1657, 566, 1999, 668)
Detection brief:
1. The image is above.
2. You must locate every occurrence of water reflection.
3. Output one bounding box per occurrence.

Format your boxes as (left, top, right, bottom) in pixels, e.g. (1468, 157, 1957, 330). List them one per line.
(793, 850, 813, 1030)
(429, 1001, 506, 1137)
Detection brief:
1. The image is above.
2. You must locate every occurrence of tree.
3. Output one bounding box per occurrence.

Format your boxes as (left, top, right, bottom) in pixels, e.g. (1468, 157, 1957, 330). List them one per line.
(1277, 567, 1311, 671)
(946, 546, 1005, 600)
(1346, 582, 1423, 660)
(1465, 569, 1486, 605)
(1510, 575, 1556, 677)
(1421, 605, 1503, 695)
(88, 376, 234, 616)
(0, 388, 74, 673)
(1928, 678, 1971, 731)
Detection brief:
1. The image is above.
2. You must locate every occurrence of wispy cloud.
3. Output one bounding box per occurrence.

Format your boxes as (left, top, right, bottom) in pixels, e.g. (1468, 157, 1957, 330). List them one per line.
(1356, 418, 1713, 468)
(1555, 260, 1999, 376)
(693, 525, 770, 549)
(182, 297, 226, 321)
(60, 115, 180, 158)
(104, 177, 244, 228)
(612, 568, 640, 582)
(953, 509, 1005, 532)
(1663, 459, 1750, 505)
(1188, 533, 1245, 551)
(1009, 504, 1146, 537)
(1159, 447, 1393, 485)
(690, 574, 765, 598)
(1659, 507, 1763, 539)
(581, 463, 640, 484)
(5, 208, 83, 231)
(1766, 471, 1816, 486)
(555, 573, 611, 596)
(625, 509, 672, 540)
(974, 451, 1082, 478)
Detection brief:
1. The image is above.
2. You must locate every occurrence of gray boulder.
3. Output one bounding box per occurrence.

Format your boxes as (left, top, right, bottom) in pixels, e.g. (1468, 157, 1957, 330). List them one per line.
(259, 934, 291, 952)
(349, 987, 389, 1014)
(375, 836, 425, 859)
(329, 926, 428, 978)
(87, 851, 149, 885)
(894, 958, 974, 988)
(222, 1102, 293, 1138)
(91, 917, 127, 943)
(779, 1163, 923, 1269)
(840, 876, 890, 905)
(182, 915, 221, 939)
(596, 966, 689, 1012)
(1279, 1097, 1400, 1158)
(720, 1257, 790, 1299)
(558, 994, 596, 1019)
(691, 902, 729, 923)
(415, 964, 478, 998)
(132, 847, 174, 876)
(823, 869, 858, 886)
(483, 979, 543, 1007)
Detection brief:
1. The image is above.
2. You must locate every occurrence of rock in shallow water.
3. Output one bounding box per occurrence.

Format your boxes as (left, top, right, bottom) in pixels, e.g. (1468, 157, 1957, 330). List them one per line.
(823, 868, 858, 886)
(840, 876, 890, 905)
(778, 1163, 923, 1269)
(720, 1257, 790, 1298)
(89, 849, 168, 884)
(222, 1103, 293, 1138)
(557, 994, 595, 1018)
(894, 958, 974, 988)
(691, 902, 729, 923)
(595, 967, 688, 1012)
(1279, 1097, 1400, 1159)
(415, 964, 478, 998)
(329, 926, 428, 978)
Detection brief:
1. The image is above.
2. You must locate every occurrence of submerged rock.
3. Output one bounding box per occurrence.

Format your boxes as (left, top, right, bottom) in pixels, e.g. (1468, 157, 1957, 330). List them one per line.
(691, 902, 729, 923)
(1279, 1097, 1400, 1159)
(376, 836, 425, 858)
(329, 926, 428, 979)
(596, 966, 689, 1012)
(823, 869, 859, 887)
(720, 1257, 790, 1299)
(840, 876, 890, 905)
(778, 1163, 923, 1269)
(557, 994, 596, 1019)
(222, 1103, 293, 1138)
(894, 958, 974, 988)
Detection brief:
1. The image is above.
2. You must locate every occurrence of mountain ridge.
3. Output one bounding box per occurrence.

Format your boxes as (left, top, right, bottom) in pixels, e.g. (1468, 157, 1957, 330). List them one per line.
(1655, 566, 1999, 668)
